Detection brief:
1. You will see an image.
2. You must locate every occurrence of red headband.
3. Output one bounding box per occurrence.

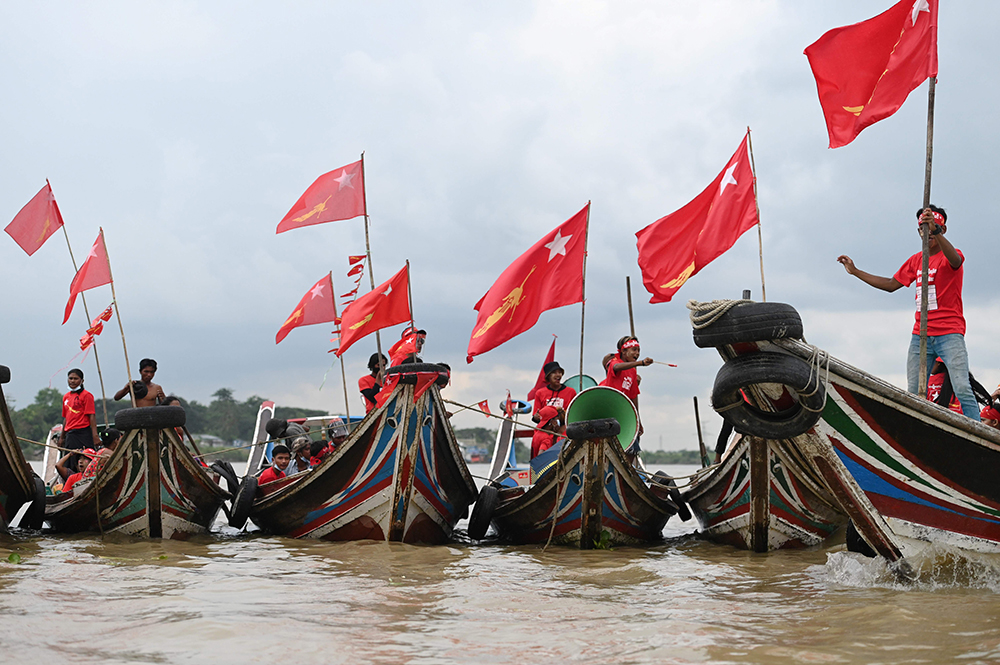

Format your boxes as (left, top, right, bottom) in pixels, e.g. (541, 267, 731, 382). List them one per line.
(622, 339, 640, 350)
(981, 405, 1000, 421)
(918, 211, 945, 226)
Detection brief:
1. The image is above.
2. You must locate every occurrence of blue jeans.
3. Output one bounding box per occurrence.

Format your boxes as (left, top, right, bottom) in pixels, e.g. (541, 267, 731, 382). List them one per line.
(907, 333, 981, 421)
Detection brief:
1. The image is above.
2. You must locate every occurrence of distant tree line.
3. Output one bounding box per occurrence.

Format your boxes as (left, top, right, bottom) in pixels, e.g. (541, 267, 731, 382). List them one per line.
(9, 387, 325, 460)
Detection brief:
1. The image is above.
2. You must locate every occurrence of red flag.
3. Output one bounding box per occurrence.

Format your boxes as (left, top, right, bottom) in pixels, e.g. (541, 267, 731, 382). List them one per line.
(413, 372, 440, 402)
(805, 0, 938, 149)
(336, 266, 411, 357)
(63, 231, 112, 324)
(636, 133, 758, 304)
(5, 182, 65, 256)
(275, 273, 338, 344)
(97, 304, 113, 322)
(349, 255, 366, 265)
(477, 399, 492, 417)
(80, 334, 94, 351)
(348, 265, 364, 277)
(467, 204, 588, 362)
(276, 159, 365, 234)
(526, 336, 557, 402)
(375, 374, 401, 409)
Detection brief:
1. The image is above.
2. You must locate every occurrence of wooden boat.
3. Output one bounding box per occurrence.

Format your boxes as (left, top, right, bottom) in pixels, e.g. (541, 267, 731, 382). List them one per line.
(244, 363, 478, 543)
(471, 386, 679, 548)
(0, 365, 44, 529)
(45, 406, 229, 539)
(691, 299, 1000, 562)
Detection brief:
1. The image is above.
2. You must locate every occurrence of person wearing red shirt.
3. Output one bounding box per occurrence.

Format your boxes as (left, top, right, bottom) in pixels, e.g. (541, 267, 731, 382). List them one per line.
(532, 361, 576, 429)
(838, 205, 979, 420)
(259, 445, 291, 484)
(531, 406, 562, 458)
(926, 360, 962, 414)
(389, 327, 425, 366)
(61, 449, 97, 493)
(60, 368, 100, 451)
(359, 353, 387, 413)
(600, 336, 652, 437)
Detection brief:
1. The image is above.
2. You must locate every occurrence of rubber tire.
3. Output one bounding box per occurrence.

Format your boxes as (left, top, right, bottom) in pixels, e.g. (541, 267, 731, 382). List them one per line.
(467, 484, 498, 540)
(692, 302, 803, 349)
(386, 363, 450, 386)
(0, 365, 9, 384)
(712, 352, 825, 439)
(22, 476, 46, 530)
(652, 471, 692, 522)
(566, 418, 621, 441)
(115, 405, 186, 430)
(210, 460, 239, 496)
(845, 519, 877, 558)
(228, 476, 258, 529)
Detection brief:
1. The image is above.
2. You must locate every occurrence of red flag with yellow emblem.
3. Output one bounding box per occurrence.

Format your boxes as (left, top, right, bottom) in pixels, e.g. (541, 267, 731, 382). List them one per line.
(636, 133, 757, 304)
(5, 182, 64, 256)
(335, 265, 411, 357)
(276, 159, 365, 234)
(466, 204, 588, 362)
(63, 230, 112, 324)
(275, 273, 338, 344)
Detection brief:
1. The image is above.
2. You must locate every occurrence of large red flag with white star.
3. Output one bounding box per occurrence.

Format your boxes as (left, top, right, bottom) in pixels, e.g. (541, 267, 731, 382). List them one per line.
(5, 182, 64, 256)
(275, 273, 338, 344)
(636, 133, 757, 304)
(276, 159, 366, 234)
(805, 0, 938, 149)
(467, 204, 588, 362)
(63, 230, 112, 324)
(336, 266, 411, 357)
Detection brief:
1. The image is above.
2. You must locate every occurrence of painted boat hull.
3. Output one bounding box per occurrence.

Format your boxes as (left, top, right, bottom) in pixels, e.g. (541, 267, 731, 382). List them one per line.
(250, 383, 477, 544)
(45, 427, 228, 539)
(682, 434, 846, 551)
(491, 435, 676, 548)
(0, 380, 35, 529)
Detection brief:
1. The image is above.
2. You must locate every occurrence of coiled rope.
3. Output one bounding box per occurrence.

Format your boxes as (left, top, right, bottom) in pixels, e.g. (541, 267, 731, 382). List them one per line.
(687, 299, 752, 329)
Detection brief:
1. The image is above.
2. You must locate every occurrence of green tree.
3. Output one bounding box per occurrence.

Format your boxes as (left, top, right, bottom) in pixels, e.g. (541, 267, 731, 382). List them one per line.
(10, 388, 62, 448)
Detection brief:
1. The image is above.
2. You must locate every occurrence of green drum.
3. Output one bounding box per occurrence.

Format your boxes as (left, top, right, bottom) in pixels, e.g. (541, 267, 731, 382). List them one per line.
(566, 386, 638, 448)
(562, 374, 597, 393)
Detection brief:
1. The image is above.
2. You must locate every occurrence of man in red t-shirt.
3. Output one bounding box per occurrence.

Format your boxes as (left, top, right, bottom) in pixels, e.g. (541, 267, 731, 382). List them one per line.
(838, 205, 979, 420)
(359, 353, 387, 413)
(600, 336, 653, 439)
(532, 361, 576, 429)
(259, 445, 292, 484)
(60, 368, 101, 451)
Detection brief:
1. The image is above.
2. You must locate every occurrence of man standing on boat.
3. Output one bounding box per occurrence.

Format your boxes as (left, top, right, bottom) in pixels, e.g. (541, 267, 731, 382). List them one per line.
(113, 358, 165, 407)
(837, 206, 980, 421)
(531, 361, 575, 429)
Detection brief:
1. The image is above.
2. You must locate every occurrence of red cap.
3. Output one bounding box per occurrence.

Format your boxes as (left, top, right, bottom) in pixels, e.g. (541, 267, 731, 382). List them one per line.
(537, 405, 559, 426)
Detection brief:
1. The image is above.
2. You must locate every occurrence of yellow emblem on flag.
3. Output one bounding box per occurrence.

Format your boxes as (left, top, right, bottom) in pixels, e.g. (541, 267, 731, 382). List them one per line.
(36, 217, 51, 243)
(473, 266, 536, 339)
(282, 308, 304, 328)
(292, 195, 333, 223)
(660, 261, 696, 290)
(349, 313, 374, 330)
(843, 105, 864, 116)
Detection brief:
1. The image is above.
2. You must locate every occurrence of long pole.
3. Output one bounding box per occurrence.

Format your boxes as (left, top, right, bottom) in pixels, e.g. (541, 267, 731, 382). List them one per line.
(626, 275, 635, 337)
(60, 221, 109, 424)
(746, 128, 766, 302)
(405, 259, 415, 332)
(100, 229, 136, 406)
(329, 271, 351, 422)
(579, 202, 591, 381)
(693, 396, 709, 468)
(361, 152, 386, 377)
(917, 77, 937, 398)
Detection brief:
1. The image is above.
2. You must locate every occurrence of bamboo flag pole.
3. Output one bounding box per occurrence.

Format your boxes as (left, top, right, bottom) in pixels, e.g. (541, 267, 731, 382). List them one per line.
(626, 275, 635, 337)
(58, 213, 109, 424)
(329, 271, 351, 422)
(99, 228, 136, 407)
(746, 128, 766, 302)
(405, 259, 415, 333)
(579, 202, 591, 381)
(360, 152, 386, 378)
(917, 77, 937, 399)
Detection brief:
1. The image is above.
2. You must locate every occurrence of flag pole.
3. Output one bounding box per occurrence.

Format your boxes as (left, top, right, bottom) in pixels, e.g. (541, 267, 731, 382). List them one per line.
(361, 152, 386, 377)
(917, 77, 937, 398)
(100, 228, 136, 407)
(579, 202, 591, 381)
(626, 275, 635, 337)
(329, 271, 351, 422)
(58, 215, 109, 424)
(746, 128, 766, 302)
(405, 259, 415, 332)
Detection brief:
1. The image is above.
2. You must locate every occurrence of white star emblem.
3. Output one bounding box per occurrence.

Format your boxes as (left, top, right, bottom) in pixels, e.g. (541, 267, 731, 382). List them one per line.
(544, 231, 571, 261)
(912, 0, 929, 26)
(309, 283, 326, 299)
(334, 169, 356, 190)
(87, 244, 99, 260)
(718, 163, 738, 196)
(382, 285, 392, 297)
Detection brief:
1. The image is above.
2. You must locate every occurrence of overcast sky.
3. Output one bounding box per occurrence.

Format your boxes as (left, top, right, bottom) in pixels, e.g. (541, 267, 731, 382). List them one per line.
(3, 1, 999, 450)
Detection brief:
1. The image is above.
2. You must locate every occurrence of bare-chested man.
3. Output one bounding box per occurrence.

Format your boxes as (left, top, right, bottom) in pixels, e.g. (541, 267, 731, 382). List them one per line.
(114, 358, 166, 407)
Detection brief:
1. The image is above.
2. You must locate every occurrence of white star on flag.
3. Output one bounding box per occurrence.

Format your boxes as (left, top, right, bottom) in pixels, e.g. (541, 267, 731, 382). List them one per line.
(912, 0, 929, 26)
(383, 285, 392, 296)
(544, 231, 571, 261)
(334, 169, 356, 190)
(718, 163, 738, 196)
(310, 282, 326, 299)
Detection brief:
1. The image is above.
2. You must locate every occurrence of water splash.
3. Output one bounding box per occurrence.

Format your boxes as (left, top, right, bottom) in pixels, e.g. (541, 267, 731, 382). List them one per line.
(821, 545, 1000, 592)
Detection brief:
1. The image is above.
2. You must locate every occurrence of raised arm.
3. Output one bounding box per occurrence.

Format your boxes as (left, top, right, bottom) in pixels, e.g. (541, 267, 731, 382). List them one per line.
(837, 255, 904, 292)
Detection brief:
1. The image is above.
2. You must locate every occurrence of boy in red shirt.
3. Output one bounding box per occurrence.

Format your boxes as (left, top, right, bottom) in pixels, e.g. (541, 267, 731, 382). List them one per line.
(600, 336, 653, 436)
(838, 206, 979, 420)
(532, 361, 576, 429)
(259, 445, 291, 484)
(60, 368, 100, 451)
(359, 353, 387, 413)
(531, 406, 563, 458)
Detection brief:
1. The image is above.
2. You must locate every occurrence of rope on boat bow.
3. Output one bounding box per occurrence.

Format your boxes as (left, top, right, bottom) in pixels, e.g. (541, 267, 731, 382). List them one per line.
(686, 299, 752, 329)
(800, 345, 831, 413)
